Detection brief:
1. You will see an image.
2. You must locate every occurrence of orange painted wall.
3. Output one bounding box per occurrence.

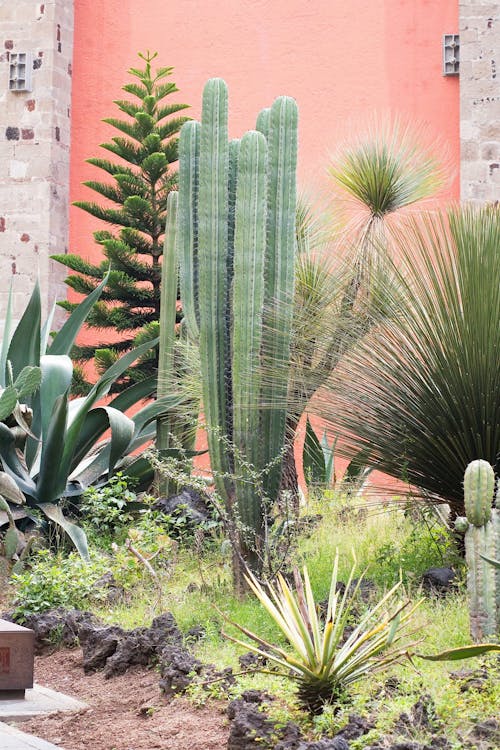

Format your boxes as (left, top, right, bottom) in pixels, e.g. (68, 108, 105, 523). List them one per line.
(69, 1, 459, 490)
(70, 0, 459, 264)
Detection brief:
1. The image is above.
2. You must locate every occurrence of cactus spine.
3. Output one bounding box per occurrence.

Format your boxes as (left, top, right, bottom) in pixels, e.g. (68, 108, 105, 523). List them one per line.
(457, 460, 498, 641)
(177, 79, 298, 575)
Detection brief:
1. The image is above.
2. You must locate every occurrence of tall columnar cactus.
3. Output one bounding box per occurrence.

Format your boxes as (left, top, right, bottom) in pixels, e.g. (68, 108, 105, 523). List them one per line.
(456, 460, 498, 641)
(493, 480, 500, 624)
(176, 78, 298, 576)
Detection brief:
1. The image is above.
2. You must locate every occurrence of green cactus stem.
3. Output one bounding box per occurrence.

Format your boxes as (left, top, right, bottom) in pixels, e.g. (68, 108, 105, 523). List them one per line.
(464, 459, 494, 526)
(176, 78, 298, 579)
(460, 460, 498, 641)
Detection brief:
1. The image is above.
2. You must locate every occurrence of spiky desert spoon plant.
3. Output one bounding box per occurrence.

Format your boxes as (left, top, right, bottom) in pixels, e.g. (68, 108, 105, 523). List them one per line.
(222, 552, 420, 715)
(318, 205, 500, 513)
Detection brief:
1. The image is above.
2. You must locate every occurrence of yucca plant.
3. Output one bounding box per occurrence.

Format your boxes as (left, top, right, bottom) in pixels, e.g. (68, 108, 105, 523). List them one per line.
(222, 552, 420, 715)
(316, 205, 500, 515)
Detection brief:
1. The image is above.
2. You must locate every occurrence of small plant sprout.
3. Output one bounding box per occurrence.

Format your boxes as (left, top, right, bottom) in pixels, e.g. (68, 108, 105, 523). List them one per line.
(221, 551, 421, 715)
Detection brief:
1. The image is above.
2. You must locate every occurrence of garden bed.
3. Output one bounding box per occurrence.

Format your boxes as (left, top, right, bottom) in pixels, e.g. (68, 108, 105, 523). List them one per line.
(17, 649, 228, 750)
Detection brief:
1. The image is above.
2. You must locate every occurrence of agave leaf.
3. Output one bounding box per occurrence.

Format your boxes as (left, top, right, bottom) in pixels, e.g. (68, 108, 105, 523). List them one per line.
(222, 631, 305, 676)
(244, 572, 307, 655)
(0, 472, 26, 505)
(417, 643, 500, 661)
(480, 553, 500, 569)
(108, 376, 158, 412)
(70, 405, 134, 478)
(303, 417, 326, 486)
(303, 567, 323, 658)
(0, 282, 14, 388)
(35, 393, 69, 504)
(65, 337, 160, 469)
(38, 502, 89, 561)
(132, 393, 185, 437)
(0, 423, 37, 498)
(25, 356, 72, 473)
(321, 430, 337, 486)
(40, 303, 56, 355)
(7, 281, 41, 381)
(47, 271, 110, 356)
(86, 336, 160, 403)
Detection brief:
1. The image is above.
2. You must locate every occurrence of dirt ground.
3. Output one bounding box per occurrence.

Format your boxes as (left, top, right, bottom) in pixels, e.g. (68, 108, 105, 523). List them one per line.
(15, 649, 229, 750)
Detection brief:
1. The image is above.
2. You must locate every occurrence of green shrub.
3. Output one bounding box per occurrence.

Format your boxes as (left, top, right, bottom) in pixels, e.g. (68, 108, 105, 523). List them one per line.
(12, 550, 110, 619)
(80, 473, 146, 545)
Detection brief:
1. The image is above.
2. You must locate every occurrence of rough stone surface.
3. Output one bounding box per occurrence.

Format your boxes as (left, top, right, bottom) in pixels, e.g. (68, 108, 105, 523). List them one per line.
(421, 568, 456, 595)
(158, 644, 203, 697)
(0, 0, 72, 329)
(298, 741, 350, 750)
(460, 2, 500, 201)
(336, 714, 374, 741)
(469, 718, 499, 741)
(14, 608, 101, 654)
(153, 487, 213, 528)
(79, 624, 126, 673)
(394, 695, 440, 735)
(227, 700, 277, 750)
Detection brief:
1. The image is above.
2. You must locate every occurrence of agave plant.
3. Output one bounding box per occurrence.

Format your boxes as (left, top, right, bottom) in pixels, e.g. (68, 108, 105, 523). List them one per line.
(302, 417, 372, 494)
(318, 205, 500, 515)
(222, 552, 419, 715)
(0, 279, 183, 557)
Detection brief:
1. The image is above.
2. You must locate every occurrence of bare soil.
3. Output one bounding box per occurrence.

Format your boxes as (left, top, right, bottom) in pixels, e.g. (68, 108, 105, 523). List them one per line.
(15, 649, 229, 750)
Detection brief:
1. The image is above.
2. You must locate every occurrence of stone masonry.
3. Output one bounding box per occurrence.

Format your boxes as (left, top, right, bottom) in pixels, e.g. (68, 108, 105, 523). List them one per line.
(0, 1, 73, 327)
(460, 2, 500, 202)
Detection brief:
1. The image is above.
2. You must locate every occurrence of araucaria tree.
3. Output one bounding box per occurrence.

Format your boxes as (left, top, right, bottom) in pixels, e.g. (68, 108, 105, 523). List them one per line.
(53, 52, 189, 392)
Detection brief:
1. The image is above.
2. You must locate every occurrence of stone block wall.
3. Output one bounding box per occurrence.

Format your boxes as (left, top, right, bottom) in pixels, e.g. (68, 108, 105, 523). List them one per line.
(0, 1, 73, 327)
(460, 2, 500, 202)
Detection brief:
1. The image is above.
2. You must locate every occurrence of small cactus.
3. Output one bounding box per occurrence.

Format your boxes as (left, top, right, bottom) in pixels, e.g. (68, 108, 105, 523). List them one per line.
(456, 460, 498, 641)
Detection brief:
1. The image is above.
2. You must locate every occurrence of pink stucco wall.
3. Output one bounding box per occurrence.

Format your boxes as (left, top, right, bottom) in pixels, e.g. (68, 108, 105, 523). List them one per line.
(70, 0, 459, 264)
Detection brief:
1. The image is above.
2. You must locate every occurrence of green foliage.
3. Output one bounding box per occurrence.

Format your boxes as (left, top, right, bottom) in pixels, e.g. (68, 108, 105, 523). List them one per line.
(223, 553, 420, 715)
(302, 418, 372, 494)
(177, 78, 297, 576)
(12, 549, 110, 619)
(303, 418, 336, 487)
(53, 52, 190, 393)
(0, 281, 183, 558)
(321, 205, 500, 515)
(80, 473, 142, 543)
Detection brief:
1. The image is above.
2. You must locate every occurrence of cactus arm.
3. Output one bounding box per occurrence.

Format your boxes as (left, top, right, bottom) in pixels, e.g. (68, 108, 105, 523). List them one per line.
(256, 107, 271, 139)
(494, 480, 500, 626)
(463, 459, 498, 640)
(261, 96, 298, 501)
(232, 130, 268, 542)
(465, 523, 497, 640)
(157, 191, 178, 496)
(178, 120, 201, 341)
(197, 78, 232, 487)
(464, 459, 494, 525)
